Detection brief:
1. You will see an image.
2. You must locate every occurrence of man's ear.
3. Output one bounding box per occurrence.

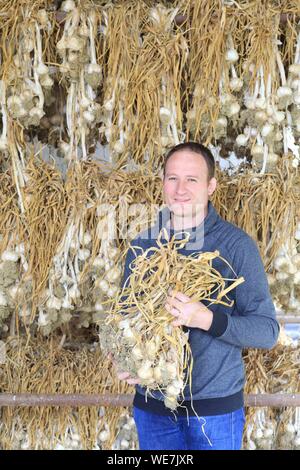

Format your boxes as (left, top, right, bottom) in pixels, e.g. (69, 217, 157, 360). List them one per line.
(208, 177, 217, 196)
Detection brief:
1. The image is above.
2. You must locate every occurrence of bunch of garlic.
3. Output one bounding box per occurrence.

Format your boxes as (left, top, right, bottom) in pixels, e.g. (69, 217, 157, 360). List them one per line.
(37, 209, 121, 334)
(101, 76, 128, 159)
(268, 231, 300, 313)
(0, 80, 8, 152)
(238, 63, 284, 172)
(37, 226, 88, 333)
(57, 3, 102, 161)
(149, 4, 179, 32)
(216, 36, 242, 130)
(285, 29, 300, 167)
(187, 35, 242, 141)
(100, 315, 189, 411)
(245, 407, 276, 450)
(110, 414, 138, 450)
(277, 407, 300, 449)
(6, 14, 53, 128)
(159, 80, 180, 150)
(0, 243, 29, 331)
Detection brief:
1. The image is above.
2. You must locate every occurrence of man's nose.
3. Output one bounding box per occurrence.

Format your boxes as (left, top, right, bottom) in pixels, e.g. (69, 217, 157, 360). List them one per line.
(176, 180, 187, 193)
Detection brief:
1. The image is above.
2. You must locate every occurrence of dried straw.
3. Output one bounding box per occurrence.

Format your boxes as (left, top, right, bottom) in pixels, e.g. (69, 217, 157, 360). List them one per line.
(104, 230, 244, 410)
(0, 334, 133, 450)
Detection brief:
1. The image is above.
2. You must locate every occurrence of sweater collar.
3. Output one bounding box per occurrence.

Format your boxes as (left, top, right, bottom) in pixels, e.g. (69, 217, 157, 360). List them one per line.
(151, 201, 219, 251)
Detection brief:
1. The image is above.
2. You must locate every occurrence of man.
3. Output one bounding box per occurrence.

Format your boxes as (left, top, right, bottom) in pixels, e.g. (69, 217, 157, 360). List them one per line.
(117, 142, 279, 450)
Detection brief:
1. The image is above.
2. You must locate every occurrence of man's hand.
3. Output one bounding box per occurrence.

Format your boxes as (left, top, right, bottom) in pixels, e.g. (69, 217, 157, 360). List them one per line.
(165, 290, 213, 330)
(116, 370, 141, 385)
(108, 353, 140, 385)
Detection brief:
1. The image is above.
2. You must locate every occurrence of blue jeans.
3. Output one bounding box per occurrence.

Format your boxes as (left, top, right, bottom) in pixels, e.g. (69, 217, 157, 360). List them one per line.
(133, 406, 245, 450)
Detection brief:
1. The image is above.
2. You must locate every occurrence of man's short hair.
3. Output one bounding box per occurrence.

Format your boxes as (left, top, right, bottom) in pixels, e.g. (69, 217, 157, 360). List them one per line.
(163, 142, 215, 181)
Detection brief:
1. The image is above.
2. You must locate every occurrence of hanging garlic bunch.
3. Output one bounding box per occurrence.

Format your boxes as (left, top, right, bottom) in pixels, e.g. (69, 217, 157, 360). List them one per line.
(277, 407, 300, 449)
(6, 14, 53, 128)
(285, 27, 300, 167)
(57, 2, 88, 81)
(98, 11, 117, 149)
(149, 4, 179, 32)
(245, 406, 276, 450)
(110, 414, 137, 451)
(92, 204, 121, 319)
(218, 36, 242, 124)
(244, 376, 277, 450)
(159, 76, 180, 149)
(0, 80, 8, 152)
(268, 235, 300, 314)
(0, 242, 27, 331)
(57, 4, 102, 161)
(242, 63, 283, 172)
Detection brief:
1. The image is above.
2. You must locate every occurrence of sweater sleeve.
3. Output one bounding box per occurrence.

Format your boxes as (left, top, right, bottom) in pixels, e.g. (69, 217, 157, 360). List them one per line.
(207, 235, 280, 349)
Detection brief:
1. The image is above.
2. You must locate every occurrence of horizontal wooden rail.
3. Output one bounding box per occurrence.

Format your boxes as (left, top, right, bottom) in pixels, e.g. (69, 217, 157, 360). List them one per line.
(0, 393, 299, 407)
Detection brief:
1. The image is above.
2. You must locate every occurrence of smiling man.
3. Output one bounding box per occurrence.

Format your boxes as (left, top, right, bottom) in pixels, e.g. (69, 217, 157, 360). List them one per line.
(118, 142, 279, 450)
(163, 144, 216, 230)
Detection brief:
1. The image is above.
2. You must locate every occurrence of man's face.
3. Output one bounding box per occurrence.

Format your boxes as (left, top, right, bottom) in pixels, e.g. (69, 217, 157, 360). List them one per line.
(163, 150, 217, 220)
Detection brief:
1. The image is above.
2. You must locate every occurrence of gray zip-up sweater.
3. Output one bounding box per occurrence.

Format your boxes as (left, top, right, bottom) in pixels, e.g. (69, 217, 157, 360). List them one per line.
(122, 202, 280, 416)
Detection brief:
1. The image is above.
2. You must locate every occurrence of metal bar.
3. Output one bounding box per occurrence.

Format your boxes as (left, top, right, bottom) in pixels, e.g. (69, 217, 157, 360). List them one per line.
(245, 394, 300, 407)
(276, 316, 300, 324)
(0, 393, 132, 407)
(0, 393, 299, 407)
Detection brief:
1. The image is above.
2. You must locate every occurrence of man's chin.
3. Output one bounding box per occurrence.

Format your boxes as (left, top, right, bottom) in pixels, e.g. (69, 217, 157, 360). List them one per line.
(169, 203, 193, 216)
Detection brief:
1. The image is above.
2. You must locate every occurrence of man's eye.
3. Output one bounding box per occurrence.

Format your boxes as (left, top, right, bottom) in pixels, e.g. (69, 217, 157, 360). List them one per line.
(188, 178, 197, 182)
(168, 177, 176, 181)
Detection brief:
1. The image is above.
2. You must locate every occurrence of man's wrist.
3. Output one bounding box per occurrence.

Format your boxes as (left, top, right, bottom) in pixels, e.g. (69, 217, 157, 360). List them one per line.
(197, 306, 213, 331)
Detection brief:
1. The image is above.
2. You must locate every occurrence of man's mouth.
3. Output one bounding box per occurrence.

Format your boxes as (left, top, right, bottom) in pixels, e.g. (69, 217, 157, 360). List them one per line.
(174, 199, 191, 203)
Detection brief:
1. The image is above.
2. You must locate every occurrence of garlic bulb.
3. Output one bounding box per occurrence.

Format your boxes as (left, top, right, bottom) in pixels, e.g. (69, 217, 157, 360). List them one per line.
(80, 231, 92, 246)
(165, 362, 177, 379)
(255, 111, 268, 125)
(226, 49, 239, 63)
(289, 63, 300, 75)
(98, 279, 109, 293)
(236, 134, 248, 146)
(105, 268, 121, 282)
(46, 296, 62, 310)
(93, 256, 105, 268)
(229, 77, 243, 92)
(137, 361, 153, 380)
(123, 327, 135, 340)
(69, 284, 81, 300)
(153, 366, 162, 381)
(107, 286, 118, 298)
(1, 250, 19, 262)
(132, 346, 144, 360)
(255, 97, 266, 109)
(261, 123, 274, 138)
(0, 291, 8, 306)
(78, 248, 90, 261)
(277, 86, 293, 98)
(274, 255, 290, 272)
(8, 285, 22, 300)
(99, 430, 110, 442)
(38, 310, 49, 326)
(251, 144, 264, 159)
(94, 302, 104, 312)
(159, 107, 171, 124)
(36, 62, 48, 75)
